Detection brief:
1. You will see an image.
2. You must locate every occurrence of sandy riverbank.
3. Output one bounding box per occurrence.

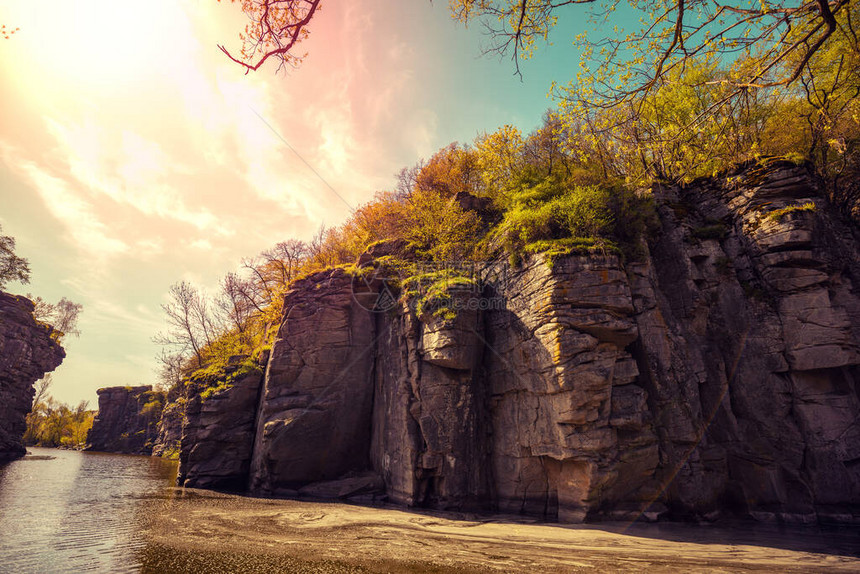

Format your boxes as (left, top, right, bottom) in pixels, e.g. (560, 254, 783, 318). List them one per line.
(137, 489, 860, 573)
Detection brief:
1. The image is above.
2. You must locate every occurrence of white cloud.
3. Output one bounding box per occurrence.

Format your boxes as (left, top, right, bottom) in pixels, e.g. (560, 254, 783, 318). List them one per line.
(85, 299, 165, 336)
(0, 0, 473, 406)
(43, 119, 224, 233)
(17, 160, 129, 259)
(190, 238, 213, 250)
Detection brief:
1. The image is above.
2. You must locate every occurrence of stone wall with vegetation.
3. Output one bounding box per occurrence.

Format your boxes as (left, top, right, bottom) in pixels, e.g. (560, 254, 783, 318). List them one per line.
(153, 160, 860, 524)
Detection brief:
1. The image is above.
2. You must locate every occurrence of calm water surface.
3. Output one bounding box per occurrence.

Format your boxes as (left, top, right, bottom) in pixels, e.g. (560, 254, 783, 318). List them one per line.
(2, 448, 858, 573)
(0, 447, 178, 573)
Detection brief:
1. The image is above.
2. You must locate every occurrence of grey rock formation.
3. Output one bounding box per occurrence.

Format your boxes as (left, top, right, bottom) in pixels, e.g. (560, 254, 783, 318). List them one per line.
(633, 160, 860, 523)
(86, 386, 164, 454)
(249, 269, 377, 493)
(151, 382, 184, 459)
(177, 363, 264, 490)
(172, 160, 860, 524)
(0, 292, 65, 462)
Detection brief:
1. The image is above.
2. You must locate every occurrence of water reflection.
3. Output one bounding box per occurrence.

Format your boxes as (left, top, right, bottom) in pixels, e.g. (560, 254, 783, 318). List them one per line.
(2, 448, 858, 573)
(0, 447, 177, 574)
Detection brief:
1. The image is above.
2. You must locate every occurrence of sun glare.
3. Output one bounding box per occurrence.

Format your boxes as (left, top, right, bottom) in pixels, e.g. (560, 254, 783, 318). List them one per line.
(7, 1, 190, 94)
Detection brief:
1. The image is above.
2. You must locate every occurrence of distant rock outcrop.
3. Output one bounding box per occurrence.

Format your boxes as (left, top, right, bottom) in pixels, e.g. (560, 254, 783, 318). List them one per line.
(0, 293, 66, 462)
(86, 386, 164, 454)
(165, 160, 860, 524)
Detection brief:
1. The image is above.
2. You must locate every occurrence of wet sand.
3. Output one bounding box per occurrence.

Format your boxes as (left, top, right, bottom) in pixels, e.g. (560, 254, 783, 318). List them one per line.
(140, 489, 860, 573)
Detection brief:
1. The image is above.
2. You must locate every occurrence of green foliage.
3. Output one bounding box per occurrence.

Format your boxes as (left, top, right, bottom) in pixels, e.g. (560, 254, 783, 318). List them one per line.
(159, 446, 180, 460)
(29, 296, 82, 343)
(156, 112, 677, 381)
(24, 398, 94, 449)
(249, 343, 272, 365)
(451, 0, 859, 195)
(490, 176, 614, 264)
(0, 223, 30, 290)
(199, 381, 231, 401)
(401, 270, 479, 319)
(402, 188, 484, 261)
(196, 356, 264, 402)
(765, 202, 816, 222)
(691, 223, 728, 241)
(141, 398, 163, 417)
(524, 237, 620, 268)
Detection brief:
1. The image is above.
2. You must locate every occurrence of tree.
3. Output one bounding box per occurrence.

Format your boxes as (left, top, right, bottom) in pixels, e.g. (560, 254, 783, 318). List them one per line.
(0, 223, 30, 290)
(412, 143, 483, 199)
(475, 124, 526, 196)
(154, 281, 213, 366)
(451, 0, 857, 92)
(217, 272, 259, 332)
(455, 2, 859, 175)
(218, 0, 322, 73)
(30, 296, 83, 342)
(522, 111, 573, 178)
(32, 374, 53, 407)
(24, 395, 94, 449)
(217, 2, 858, 192)
(219, 2, 856, 107)
(155, 350, 186, 391)
(402, 186, 483, 261)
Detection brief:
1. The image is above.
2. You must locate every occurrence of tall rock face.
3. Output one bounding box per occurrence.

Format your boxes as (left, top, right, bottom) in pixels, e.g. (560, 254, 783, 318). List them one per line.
(372, 288, 491, 510)
(249, 270, 377, 494)
(86, 386, 164, 454)
(176, 160, 860, 524)
(479, 256, 655, 522)
(632, 160, 860, 522)
(0, 293, 65, 462)
(177, 356, 266, 490)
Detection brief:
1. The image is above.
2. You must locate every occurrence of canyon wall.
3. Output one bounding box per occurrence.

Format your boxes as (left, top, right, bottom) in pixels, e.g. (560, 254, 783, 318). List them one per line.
(86, 386, 165, 454)
(0, 293, 65, 462)
(165, 161, 860, 523)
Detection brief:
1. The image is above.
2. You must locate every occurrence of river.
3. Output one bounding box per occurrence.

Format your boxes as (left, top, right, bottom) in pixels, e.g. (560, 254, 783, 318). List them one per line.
(1, 447, 859, 573)
(0, 447, 178, 573)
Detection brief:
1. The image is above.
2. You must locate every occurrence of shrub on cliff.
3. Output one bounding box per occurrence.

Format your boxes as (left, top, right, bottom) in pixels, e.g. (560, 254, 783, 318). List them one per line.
(765, 202, 817, 222)
(490, 177, 613, 263)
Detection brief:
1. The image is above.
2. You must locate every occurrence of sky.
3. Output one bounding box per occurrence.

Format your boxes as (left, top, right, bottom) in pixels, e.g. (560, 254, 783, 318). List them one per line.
(0, 0, 589, 405)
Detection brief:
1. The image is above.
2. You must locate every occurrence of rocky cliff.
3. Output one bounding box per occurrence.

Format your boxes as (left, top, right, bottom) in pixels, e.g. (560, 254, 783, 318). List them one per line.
(0, 292, 65, 462)
(168, 161, 860, 523)
(176, 355, 266, 490)
(86, 386, 165, 454)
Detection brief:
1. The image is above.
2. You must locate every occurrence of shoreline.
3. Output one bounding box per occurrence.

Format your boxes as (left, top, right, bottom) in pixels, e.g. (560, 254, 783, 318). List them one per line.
(140, 488, 860, 573)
